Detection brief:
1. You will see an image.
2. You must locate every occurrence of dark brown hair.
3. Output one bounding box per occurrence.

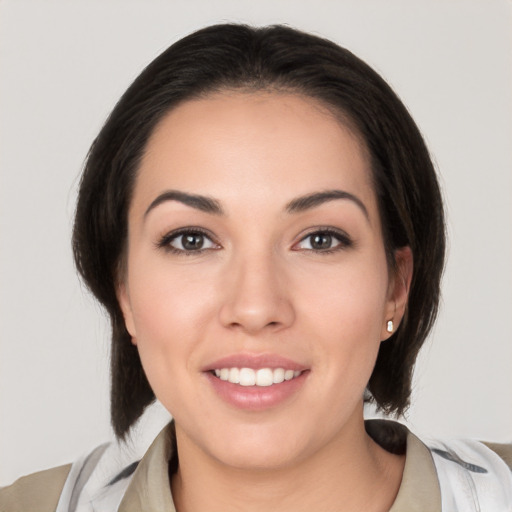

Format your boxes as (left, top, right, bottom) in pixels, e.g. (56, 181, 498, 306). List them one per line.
(73, 24, 445, 439)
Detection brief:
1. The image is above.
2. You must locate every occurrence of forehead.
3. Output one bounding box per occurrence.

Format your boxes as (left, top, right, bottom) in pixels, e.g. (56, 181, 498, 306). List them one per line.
(134, 91, 377, 216)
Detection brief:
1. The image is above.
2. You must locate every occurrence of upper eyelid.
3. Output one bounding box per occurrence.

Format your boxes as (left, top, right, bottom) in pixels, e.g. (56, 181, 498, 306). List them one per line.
(296, 226, 351, 241)
(161, 226, 216, 240)
(292, 227, 353, 249)
(156, 226, 220, 249)
(156, 225, 351, 248)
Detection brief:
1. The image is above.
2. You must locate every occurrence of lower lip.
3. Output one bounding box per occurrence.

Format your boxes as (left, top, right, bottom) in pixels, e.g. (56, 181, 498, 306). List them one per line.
(205, 371, 308, 411)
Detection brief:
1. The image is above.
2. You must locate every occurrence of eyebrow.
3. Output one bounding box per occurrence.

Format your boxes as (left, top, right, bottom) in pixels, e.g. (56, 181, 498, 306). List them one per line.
(144, 190, 224, 218)
(285, 190, 369, 219)
(144, 188, 368, 220)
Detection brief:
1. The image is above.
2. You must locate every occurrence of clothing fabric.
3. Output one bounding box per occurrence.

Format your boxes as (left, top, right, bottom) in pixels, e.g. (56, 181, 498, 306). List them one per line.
(1, 420, 511, 511)
(0, 463, 71, 512)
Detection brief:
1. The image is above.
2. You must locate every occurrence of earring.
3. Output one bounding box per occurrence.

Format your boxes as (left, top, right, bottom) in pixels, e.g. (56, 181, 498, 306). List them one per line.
(386, 320, 394, 333)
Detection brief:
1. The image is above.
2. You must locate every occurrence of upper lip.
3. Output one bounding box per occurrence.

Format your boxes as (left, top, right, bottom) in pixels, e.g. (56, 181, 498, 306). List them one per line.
(203, 353, 307, 372)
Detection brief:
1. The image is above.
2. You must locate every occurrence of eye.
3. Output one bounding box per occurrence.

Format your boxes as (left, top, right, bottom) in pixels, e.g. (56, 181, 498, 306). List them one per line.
(294, 229, 352, 252)
(158, 229, 219, 254)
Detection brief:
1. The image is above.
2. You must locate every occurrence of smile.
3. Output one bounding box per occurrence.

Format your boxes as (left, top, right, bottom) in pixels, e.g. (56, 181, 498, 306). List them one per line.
(213, 367, 303, 387)
(205, 354, 308, 410)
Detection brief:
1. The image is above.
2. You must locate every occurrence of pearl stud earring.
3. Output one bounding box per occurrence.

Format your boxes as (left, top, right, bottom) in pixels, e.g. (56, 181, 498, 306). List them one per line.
(386, 320, 394, 333)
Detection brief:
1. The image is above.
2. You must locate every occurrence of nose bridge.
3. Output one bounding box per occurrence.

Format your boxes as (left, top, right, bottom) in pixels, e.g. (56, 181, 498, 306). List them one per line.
(219, 246, 294, 333)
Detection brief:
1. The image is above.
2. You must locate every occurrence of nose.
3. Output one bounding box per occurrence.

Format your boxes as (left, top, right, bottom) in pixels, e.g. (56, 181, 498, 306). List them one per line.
(218, 251, 295, 335)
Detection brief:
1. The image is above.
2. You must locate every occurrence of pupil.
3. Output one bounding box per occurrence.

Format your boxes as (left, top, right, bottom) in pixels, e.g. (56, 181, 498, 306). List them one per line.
(312, 233, 331, 249)
(183, 233, 204, 250)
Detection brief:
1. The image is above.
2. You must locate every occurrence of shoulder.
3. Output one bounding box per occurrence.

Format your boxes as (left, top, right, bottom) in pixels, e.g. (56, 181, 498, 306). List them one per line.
(482, 441, 512, 470)
(427, 437, 512, 474)
(0, 442, 111, 512)
(367, 420, 512, 511)
(425, 437, 512, 510)
(0, 422, 172, 512)
(0, 464, 71, 512)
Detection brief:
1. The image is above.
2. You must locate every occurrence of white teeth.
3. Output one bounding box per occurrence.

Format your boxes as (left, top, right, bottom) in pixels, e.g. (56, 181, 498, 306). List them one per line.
(284, 369, 294, 381)
(256, 368, 273, 387)
(229, 367, 240, 384)
(213, 367, 303, 386)
(239, 368, 256, 386)
(273, 368, 285, 384)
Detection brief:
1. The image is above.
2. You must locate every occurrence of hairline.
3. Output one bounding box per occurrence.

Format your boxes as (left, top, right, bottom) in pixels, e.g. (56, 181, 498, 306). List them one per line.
(114, 85, 388, 285)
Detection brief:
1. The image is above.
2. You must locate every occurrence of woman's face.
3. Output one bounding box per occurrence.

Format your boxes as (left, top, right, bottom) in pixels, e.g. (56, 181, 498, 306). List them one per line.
(119, 92, 410, 470)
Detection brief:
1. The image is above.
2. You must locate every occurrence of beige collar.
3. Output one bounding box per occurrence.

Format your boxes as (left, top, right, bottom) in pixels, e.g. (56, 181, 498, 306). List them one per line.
(118, 425, 176, 512)
(118, 421, 441, 512)
(389, 427, 441, 511)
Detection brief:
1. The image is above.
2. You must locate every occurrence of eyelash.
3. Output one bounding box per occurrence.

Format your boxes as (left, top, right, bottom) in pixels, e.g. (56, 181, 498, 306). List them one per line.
(293, 228, 353, 254)
(156, 227, 353, 255)
(156, 227, 219, 255)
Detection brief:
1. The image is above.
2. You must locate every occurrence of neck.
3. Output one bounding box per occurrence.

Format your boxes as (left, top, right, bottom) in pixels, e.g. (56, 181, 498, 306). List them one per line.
(171, 413, 405, 512)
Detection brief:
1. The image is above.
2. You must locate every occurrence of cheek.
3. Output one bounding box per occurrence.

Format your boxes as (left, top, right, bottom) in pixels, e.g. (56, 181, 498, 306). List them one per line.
(301, 261, 388, 334)
(125, 257, 219, 401)
(128, 253, 219, 337)
(297, 257, 389, 378)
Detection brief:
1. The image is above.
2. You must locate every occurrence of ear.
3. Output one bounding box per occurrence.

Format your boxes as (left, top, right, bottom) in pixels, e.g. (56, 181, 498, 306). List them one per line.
(116, 281, 137, 345)
(382, 246, 413, 340)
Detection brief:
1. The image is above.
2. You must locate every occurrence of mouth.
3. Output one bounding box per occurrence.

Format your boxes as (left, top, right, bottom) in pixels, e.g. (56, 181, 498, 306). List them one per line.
(212, 367, 303, 387)
(204, 355, 309, 410)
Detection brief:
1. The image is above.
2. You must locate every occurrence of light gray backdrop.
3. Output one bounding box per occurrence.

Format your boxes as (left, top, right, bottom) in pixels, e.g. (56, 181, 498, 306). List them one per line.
(1, 0, 511, 485)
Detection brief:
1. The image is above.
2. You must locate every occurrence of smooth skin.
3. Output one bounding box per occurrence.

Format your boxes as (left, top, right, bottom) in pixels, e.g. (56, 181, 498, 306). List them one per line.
(118, 92, 413, 512)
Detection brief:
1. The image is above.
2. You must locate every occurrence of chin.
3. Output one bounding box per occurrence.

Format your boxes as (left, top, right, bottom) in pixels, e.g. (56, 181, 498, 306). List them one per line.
(213, 439, 304, 471)
(194, 418, 316, 471)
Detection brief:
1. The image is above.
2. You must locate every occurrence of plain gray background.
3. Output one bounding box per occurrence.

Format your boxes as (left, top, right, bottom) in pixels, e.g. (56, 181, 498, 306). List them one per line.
(1, 0, 511, 485)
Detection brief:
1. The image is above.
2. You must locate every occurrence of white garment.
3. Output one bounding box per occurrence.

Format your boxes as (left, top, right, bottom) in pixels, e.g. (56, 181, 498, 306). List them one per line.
(56, 427, 512, 512)
(428, 438, 512, 511)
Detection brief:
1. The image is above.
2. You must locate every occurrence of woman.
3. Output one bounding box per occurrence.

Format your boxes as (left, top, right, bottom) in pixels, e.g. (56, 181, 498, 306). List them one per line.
(1, 23, 511, 511)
